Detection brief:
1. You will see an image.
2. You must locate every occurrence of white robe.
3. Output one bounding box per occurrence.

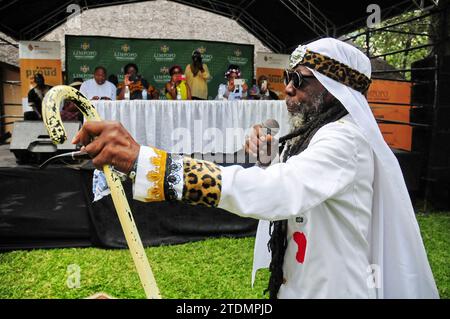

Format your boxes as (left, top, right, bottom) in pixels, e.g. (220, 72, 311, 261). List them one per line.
(218, 114, 377, 298)
(132, 114, 377, 298)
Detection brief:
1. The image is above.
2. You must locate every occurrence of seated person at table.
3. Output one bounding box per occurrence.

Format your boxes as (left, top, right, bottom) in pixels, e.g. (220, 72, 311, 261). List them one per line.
(80, 66, 116, 101)
(257, 75, 279, 100)
(117, 63, 158, 100)
(108, 74, 119, 88)
(165, 65, 191, 100)
(61, 79, 84, 121)
(216, 64, 248, 100)
(247, 79, 261, 100)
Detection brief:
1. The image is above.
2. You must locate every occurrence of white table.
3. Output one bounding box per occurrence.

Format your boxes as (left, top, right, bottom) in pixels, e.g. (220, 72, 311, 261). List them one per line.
(94, 100, 290, 154)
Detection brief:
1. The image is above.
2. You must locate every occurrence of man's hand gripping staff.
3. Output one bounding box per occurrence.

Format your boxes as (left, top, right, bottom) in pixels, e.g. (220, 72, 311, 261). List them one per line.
(42, 85, 161, 299)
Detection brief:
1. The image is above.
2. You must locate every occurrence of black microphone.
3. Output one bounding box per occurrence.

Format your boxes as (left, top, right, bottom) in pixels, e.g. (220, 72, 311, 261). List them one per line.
(261, 118, 280, 136)
(259, 119, 280, 159)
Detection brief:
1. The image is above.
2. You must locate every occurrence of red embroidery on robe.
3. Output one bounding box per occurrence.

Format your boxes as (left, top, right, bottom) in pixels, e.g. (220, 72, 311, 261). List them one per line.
(293, 232, 307, 264)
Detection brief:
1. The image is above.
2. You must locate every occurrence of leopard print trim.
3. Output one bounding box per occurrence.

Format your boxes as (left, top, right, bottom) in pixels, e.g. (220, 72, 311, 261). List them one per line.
(295, 49, 371, 94)
(144, 148, 167, 202)
(182, 157, 222, 207)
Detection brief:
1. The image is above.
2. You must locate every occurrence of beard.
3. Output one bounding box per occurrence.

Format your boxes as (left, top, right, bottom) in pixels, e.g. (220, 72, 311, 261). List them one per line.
(286, 89, 327, 133)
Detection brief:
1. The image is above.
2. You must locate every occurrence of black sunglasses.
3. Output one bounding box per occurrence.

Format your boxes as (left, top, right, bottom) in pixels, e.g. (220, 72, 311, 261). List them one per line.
(284, 69, 315, 89)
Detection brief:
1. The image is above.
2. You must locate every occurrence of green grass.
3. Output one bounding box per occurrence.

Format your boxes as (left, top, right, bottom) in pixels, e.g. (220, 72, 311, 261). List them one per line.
(0, 237, 270, 299)
(0, 213, 448, 299)
(416, 212, 450, 299)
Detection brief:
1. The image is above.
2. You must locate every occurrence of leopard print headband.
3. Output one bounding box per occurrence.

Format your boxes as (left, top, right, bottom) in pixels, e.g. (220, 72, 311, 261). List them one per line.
(289, 45, 371, 94)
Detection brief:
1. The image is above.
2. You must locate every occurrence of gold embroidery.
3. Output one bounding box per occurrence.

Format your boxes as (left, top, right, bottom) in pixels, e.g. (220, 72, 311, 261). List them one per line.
(145, 148, 167, 202)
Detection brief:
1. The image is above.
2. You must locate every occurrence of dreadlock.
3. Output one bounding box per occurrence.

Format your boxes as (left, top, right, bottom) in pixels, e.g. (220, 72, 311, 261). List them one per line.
(265, 97, 348, 299)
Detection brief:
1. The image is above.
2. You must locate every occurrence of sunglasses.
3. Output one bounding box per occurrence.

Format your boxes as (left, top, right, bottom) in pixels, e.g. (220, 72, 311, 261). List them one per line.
(284, 69, 315, 89)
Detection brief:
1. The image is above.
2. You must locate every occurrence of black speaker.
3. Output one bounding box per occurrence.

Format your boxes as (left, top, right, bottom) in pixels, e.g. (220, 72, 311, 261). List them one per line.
(410, 55, 450, 209)
(411, 56, 450, 107)
(10, 121, 81, 164)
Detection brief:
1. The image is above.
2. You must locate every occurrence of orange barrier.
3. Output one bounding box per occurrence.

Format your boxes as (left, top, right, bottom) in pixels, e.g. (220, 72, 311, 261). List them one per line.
(368, 80, 413, 151)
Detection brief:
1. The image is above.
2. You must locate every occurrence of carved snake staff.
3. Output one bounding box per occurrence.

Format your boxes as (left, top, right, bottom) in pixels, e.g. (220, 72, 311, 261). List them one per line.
(42, 85, 161, 299)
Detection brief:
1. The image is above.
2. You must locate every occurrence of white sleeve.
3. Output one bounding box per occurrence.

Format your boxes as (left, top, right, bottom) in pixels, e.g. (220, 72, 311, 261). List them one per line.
(216, 84, 228, 100)
(218, 123, 359, 221)
(133, 146, 157, 202)
(133, 146, 183, 202)
(131, 123, 360, 222)
(109, 82, 116, 100)
(79, 82, 89, 99)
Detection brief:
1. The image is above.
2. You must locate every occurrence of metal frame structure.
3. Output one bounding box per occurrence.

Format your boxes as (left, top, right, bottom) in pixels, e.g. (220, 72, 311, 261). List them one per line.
(343, 2, 449, 210)
(279, 0, 336, 37)
(149, 0, 288, 52)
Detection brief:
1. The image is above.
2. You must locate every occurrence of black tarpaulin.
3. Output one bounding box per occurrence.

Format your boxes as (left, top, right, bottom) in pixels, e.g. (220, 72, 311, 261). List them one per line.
(0, 166, 257, 251)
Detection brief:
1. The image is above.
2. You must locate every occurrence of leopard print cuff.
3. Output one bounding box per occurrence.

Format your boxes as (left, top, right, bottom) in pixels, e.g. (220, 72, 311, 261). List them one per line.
(137, 147, 222, 207)
(182, 157, 222, 207)
(290, 46, 371, 94)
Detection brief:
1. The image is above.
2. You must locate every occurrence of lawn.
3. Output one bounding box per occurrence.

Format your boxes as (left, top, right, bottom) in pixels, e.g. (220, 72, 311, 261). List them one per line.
(0, 213, 448, 299)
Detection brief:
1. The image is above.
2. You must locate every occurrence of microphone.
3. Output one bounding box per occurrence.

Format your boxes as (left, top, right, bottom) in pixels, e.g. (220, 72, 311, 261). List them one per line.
(258, 119, 280, 159)
(261, 118, 280, 136)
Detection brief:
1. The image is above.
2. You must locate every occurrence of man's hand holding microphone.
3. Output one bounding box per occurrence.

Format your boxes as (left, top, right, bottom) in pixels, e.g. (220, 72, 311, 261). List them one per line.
(244, 119, 280, 167)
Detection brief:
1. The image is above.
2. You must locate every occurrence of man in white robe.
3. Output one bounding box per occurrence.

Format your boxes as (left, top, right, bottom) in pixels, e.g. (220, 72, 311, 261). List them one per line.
(74, 38, 439, 299)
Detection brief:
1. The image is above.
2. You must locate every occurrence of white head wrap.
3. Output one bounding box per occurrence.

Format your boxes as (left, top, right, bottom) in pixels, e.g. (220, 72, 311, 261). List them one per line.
(252, 38, 439, 299)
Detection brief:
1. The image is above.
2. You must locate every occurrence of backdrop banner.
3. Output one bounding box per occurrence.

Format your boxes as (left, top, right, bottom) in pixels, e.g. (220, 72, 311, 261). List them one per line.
(256, 51, 290, 100)
(65, 35, 254, 100)
(19, 41, 63, 112)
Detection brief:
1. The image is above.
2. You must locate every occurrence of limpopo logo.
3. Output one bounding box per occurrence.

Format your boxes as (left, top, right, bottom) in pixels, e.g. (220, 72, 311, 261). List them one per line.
(71, 65, 93, 80)
(196, 46, 213, 63)
(114, 43, 138, 61)
(160, 66, 169, 74)
(121, 44, 130, 53)
(154, 45, 176, 62)
(153, 66, 171, 83)
(161, 45, 170, 53)
(72, 42, 97, 60)
(227, 48, 248, 65)
(80, 65, 90, 73)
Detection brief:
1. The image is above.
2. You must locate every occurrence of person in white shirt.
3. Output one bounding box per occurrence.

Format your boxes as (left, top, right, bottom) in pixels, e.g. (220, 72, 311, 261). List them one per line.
(73, 38, 439, 299)
(216, 64, 249, 100)
(79, 66, 116, 101)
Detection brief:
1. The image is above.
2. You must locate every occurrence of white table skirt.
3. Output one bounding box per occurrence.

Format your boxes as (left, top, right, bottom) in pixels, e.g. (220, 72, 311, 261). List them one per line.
(94, 100, 290, 154)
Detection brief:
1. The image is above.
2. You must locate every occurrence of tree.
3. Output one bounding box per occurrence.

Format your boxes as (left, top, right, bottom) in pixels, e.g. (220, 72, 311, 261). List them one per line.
(349, 10, 435, 80)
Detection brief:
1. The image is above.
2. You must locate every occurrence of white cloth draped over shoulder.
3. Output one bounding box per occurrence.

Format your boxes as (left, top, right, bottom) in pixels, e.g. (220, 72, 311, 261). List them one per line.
(94, 100, 289, 154)
(246, 38, 439, 299)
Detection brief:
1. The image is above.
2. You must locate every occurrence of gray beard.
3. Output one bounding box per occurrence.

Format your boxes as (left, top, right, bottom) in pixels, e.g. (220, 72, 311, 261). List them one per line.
(287, 90, 326, 138)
